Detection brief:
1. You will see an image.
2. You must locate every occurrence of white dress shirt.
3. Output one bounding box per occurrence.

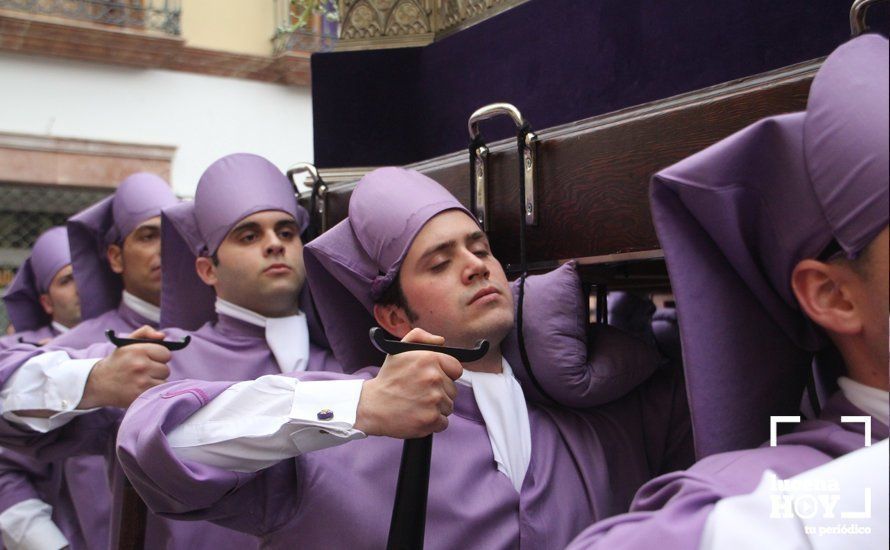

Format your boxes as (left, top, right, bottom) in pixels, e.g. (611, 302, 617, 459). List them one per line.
(0, 291, 162, 432)
(169, 357, 532, 492)
(214, 298, 310, 373)
(0, 498, 68, 550)
(836, 376, 889, 427)
(121, 291, 160, 324)
(457, 359, 532, 491)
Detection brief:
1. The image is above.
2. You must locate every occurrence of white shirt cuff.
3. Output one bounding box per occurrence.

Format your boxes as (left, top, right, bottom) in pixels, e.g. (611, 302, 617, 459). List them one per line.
(1, 354, 100, 433)
(0, 498, 69, 550)
(288, 379, 366, 454)
(169, 376, 366, 473)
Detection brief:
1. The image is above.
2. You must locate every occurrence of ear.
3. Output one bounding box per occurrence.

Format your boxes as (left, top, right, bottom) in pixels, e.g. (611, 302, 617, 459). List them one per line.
(791, 259, 861, 336)
(194, 256, 218, 286)
(373, 303, 413, 339)
(38, 293, 54, 316)
(107, 244, 124, 274)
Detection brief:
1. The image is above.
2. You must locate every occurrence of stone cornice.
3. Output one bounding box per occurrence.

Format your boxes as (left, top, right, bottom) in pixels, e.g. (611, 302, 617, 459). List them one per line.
(0, 9, 310, 85)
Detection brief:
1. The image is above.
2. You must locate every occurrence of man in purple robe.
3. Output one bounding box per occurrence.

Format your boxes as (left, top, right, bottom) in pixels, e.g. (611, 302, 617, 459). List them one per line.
(114, 165, 691, 549)
(567, 34, 889, 549)
(0, 225, 80, 550)
(0, 225, 82, 543)
(0, 173, 177, 549)
(0, 226, 80, 350)
(0, 153, 360, 548)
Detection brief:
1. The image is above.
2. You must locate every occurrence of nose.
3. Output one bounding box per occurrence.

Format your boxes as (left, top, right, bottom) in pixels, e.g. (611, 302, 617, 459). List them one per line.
(462, 249, 489, 285)
(264, 229, 285, 257)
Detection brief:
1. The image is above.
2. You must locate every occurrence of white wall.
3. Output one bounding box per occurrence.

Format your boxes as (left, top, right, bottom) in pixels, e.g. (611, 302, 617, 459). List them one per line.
(0, 52, 314, 196)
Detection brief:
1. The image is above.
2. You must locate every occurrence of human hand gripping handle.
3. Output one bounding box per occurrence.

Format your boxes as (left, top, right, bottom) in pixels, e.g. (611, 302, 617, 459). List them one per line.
(77, 326, 178, 410)
(361, 327, 488, 550)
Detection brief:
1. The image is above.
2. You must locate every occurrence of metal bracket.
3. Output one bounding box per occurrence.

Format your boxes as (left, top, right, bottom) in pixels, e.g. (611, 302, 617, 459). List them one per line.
(286, 162, 329, 233)
(523, 130, 539, 225)
(471, 143, 489, 229)
(850, 0, 886, 36)
(468, 102, 539, 228)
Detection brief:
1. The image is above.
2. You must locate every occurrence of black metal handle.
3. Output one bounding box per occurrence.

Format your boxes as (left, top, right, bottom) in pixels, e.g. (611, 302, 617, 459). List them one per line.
(370, 327, 489, 363)
(387, 436, 432, 550)
(372, 327, 489, 550)
(105, 330, 191, 351)
(106, 328, 188, 550)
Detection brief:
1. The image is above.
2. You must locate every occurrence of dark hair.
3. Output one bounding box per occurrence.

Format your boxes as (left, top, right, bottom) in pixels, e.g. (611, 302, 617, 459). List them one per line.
(828, 240, 873, 280)
(373, 272, 418, 322)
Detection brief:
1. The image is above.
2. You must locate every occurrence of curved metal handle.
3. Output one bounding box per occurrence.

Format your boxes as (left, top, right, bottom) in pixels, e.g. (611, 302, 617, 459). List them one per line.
(286, 162, 322, 194)
(467, 102, 539, 228)
(106, 330, 191, 351)
(286, 162, 329, 235)
(468, 102, 525, 139)
(850, 0, 886, 36)
(369, 327, 489, 363)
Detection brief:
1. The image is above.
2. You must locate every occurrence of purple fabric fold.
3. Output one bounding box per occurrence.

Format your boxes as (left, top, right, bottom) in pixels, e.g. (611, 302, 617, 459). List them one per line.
(67, 173, 177, 320)
(650, 35, 889, 458)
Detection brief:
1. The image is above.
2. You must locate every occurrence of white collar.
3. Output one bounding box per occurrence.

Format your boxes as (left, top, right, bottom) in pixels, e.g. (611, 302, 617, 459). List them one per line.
(214, 298, 309, 373)
(122, 291, 161, 324)
(51, 321, 69, 334)
(457, 358, 531, 492)
(214, 298, 271, 328)
(837, 376, 889, 427)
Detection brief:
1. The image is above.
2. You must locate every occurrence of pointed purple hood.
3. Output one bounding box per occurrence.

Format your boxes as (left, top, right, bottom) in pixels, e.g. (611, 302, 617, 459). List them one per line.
(2, 226, 71, 331)
(304, 167, 474, 371)
(66, 173, 178, 320)
(160, 153, 311, 332)
(650, 35, 889, 458)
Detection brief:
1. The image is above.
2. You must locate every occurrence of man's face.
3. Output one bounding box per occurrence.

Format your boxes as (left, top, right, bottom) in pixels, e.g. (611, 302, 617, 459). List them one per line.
(849, 227, 889, 373)
(204, 210, 305, 318)
(39, 264, 81, 328)
(396, 210, 514, 349)
(108, 216, 162, 306)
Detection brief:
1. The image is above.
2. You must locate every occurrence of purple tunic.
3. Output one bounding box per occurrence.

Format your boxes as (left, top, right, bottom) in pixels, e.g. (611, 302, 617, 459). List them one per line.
(566, 394, 887, 549)
(67, 173, 177, 320)
(0, 325, 58, 351)
(114, 342, 688, 548)
(0, 302, 157, 550)
(1, 312, 338, 549)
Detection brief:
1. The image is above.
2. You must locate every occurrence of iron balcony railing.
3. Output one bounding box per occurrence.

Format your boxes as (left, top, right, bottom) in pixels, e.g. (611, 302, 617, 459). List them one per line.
(0, 0, 181, 35)
(272, 0, 338, 54)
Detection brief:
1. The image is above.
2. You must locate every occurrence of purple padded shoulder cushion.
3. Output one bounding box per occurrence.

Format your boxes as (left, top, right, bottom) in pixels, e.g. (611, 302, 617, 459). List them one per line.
(502, 262, 661, 408)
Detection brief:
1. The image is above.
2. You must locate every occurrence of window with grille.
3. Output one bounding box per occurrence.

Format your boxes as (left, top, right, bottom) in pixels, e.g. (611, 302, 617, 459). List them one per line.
(0, 182, 112, 332)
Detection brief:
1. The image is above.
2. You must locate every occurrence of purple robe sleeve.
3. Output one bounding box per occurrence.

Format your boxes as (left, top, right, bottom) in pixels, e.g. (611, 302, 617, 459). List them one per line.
(0, 449, 51, 515)
(0, 341, 121, 460)
(566, 445, 836, 549)
(117, 372, 371, 536)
